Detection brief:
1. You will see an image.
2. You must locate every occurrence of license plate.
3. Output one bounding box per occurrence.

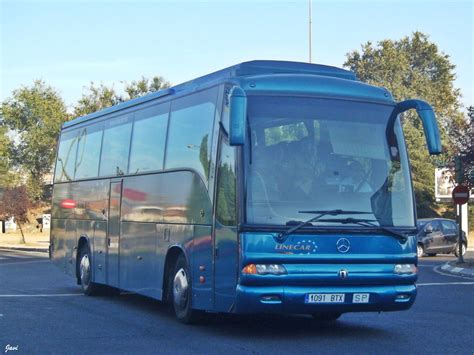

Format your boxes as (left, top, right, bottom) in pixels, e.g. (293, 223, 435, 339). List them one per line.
(305, 293, 345, 303)
(352, 293, 370, 303)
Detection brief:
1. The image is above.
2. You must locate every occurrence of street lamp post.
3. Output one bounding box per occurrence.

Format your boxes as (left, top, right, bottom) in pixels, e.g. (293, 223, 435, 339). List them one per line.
(309, 0, 312, 63)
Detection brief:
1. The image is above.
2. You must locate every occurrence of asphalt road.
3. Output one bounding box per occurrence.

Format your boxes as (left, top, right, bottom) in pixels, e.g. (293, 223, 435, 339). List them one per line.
(0, 249, 473, 354)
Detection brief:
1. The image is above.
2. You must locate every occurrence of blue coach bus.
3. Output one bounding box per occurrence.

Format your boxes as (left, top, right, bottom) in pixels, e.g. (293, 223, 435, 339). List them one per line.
(51, 60, 441, 323)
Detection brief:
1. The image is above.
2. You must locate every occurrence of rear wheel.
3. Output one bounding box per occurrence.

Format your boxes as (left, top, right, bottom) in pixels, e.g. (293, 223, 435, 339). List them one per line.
(312, 313, 342, 322)
(417, 244, 424, 258)
(172, 254, 203, 324)
(454, 243, 467, 257)
(78, 244, 99, 296)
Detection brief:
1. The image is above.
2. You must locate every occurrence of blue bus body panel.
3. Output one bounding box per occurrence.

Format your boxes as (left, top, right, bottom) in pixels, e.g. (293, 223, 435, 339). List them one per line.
(235, 284, 416, 314)
(238, 74, 393, 104)
(233, 232, 417, 314)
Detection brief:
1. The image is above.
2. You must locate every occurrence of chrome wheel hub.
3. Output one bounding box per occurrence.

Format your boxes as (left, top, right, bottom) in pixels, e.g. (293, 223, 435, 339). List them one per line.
(417, 245, 423, 257)
(80, 254, 91, 286)
(173, 268, 189, 308)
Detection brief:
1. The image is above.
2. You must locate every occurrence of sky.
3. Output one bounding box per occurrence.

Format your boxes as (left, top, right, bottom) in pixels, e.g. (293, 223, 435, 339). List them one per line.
(1, 0, 473, 112)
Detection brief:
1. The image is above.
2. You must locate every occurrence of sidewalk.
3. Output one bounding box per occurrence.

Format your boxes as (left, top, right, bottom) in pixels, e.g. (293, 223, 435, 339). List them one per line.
(0, 232, 50, 253)
(440, 250, 474, 278)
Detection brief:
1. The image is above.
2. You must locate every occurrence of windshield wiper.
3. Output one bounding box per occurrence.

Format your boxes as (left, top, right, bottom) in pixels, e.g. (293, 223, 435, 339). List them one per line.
(276, 209, 372, 243)
(316, 217, 408, 243)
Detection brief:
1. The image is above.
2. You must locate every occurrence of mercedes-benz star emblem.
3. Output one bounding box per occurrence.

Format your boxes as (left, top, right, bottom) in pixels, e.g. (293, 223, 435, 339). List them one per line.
(338, 269, 348, 279)
(336, 238, 351, 253)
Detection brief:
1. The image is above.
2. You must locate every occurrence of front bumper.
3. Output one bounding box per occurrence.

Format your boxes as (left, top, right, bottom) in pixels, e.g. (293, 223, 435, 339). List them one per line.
(234, 284, 416, 314)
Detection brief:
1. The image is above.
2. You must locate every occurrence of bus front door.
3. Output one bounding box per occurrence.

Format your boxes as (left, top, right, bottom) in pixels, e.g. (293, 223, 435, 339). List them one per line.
(107, 180, 122, 288)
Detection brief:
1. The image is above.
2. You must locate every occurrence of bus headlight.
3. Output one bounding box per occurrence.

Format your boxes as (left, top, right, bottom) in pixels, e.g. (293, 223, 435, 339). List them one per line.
(394, 264, 417, 275)
(242, 264, 287, 275)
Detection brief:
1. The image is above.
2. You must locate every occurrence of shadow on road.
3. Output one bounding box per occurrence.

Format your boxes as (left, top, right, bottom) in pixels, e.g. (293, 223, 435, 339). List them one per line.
(109, 292, 388, 339)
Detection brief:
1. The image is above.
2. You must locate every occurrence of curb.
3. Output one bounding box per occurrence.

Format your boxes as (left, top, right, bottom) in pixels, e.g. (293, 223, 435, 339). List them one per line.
(0, 246, 49, 253)
(440, 262, 474, 278)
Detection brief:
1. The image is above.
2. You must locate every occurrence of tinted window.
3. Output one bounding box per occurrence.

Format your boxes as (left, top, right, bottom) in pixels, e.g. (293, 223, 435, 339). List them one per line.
(99, 114, 133, 176)
(430, 221, 441, 232)
(165, 88, 217, 180)
(246, 96, 414, 227)
(216, 139, 236, 226)
(441, 220, 457, 233)
(75, 124, 103, 179)
(129, 103, 169, 174)
(417, 220, 428, 228)
(121, 172, 212, 225)
(55, 130, 79, 182)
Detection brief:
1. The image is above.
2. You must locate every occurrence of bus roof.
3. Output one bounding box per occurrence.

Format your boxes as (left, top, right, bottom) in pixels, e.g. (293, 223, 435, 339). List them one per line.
(63, 60, 358, 129)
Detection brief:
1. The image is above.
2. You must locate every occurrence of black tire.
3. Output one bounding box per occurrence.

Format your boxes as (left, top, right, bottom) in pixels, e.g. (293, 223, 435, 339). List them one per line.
(312, 313, 342, 322)
(172, 254, 203, 324)
(454, 243, 467, 257)
(417, 244, 424, 258)
(78, 244, 99, 296)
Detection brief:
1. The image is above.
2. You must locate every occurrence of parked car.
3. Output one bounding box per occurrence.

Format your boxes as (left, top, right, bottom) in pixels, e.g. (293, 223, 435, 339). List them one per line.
(416, 218, 468, 257)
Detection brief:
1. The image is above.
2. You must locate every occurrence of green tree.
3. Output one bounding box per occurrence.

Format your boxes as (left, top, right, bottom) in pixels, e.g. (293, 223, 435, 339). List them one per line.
(344, 32, 463, 216)
(74, 76, 171, 117)
(73, 82, 121, 117)
(455, 106, 473, 186)
(0, 185, 31, 242)
(124, 76, 170, 100)
(0, 121, 11, 191)
(1, 81, 69, 201)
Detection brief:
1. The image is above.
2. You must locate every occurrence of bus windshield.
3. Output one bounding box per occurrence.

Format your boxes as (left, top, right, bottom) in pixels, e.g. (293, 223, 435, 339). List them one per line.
(245, 96, 415, 228)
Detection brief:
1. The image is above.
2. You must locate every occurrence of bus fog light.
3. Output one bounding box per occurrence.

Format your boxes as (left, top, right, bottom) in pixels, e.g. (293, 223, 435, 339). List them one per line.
(260, 294, 282, 303)
(395, 293, 411, 300)
(394, 264, 417, 275)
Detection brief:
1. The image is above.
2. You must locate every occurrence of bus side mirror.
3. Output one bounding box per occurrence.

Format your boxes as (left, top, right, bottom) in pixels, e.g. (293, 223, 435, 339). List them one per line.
(229, 86, 247, 146)
(395, 99, 442, 155)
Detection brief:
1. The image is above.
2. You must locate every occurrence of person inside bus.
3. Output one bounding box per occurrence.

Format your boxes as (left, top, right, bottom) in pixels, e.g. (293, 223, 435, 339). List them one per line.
(339, 160, 372, 193)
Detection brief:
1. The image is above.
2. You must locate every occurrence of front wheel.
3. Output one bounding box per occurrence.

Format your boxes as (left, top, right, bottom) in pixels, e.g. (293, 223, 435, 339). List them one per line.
(78, 245, 99, 296)
(454, 243, 467, 257)
(172, 254, 203, 324)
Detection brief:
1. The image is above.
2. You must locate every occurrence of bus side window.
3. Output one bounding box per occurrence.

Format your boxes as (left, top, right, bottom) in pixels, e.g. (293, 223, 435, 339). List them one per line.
(216, 139, 236, 226)
(99, 114, 133, 177)
(128, 103, 169, 174)
(54, 129, 79, 182)
(165, 87, 218, 182)
(75, 123, 103, 179)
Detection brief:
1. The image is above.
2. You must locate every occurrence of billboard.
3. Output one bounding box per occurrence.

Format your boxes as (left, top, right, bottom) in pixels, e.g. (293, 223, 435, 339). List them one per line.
(435, 168, 456, 199)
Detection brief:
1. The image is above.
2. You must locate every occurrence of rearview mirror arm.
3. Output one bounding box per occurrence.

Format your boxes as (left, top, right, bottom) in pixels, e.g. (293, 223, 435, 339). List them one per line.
(387, 99, 442, 155)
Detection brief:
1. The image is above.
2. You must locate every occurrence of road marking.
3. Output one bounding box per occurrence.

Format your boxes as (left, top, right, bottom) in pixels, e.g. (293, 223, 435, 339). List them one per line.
(417, 282, 474, 286)
(0, 293, 82, 297)
(0, 260, 50, 266)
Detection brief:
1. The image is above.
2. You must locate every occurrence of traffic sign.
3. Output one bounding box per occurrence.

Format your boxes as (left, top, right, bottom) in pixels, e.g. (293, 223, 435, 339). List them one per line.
(452, 185, 470, 205)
